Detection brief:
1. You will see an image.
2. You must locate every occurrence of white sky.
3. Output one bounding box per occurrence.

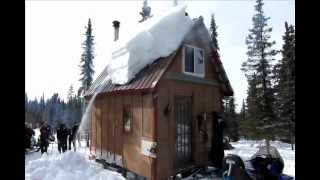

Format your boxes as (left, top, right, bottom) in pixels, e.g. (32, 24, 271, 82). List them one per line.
(26, 0, 295, 112)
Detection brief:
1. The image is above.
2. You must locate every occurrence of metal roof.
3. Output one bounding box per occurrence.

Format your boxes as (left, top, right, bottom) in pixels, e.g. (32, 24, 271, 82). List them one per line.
(211, 50, 234, 96)
(84, 52, 177, 97)
(84, 16, 233, 97)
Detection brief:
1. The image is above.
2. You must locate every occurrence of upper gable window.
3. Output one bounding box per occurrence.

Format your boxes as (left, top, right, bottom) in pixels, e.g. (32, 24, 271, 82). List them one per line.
(183, 45, 205, 77)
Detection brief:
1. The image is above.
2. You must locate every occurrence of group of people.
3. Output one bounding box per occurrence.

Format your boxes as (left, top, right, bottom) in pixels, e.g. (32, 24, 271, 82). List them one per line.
(56, 123, 79, 153)
(25, 121, 80, 155)
(39, 122, 79, 154)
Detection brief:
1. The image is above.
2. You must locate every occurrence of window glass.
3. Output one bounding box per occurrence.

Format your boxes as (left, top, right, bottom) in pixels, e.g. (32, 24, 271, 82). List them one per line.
(184, 45, 205, 77)
(184, 46, 194, 73)
(194, 48, 204, 75)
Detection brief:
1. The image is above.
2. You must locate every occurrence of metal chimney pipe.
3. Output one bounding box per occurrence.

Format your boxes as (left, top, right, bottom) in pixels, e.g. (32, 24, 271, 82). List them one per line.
(112, 20, 120, 41)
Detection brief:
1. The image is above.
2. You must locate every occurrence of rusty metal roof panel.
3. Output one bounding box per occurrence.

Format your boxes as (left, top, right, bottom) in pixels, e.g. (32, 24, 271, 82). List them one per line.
(84, 52, 176, 97)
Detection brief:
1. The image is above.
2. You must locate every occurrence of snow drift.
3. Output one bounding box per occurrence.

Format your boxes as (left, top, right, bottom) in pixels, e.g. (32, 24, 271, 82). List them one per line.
(26, 151, 125, 180)
(108, 5, 193, 84)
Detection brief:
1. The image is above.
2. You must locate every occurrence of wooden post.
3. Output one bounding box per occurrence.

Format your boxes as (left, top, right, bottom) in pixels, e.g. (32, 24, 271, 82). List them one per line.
(151, 93, 158, 180)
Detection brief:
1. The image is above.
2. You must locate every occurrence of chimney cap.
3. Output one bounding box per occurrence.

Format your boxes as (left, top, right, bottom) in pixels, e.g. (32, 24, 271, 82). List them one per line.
(113, 20, 120, 28)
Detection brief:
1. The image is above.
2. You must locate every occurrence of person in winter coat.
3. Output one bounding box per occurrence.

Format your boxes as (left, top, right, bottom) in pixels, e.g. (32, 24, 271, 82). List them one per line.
(68, 124, 79, 151)
(210, 112, 225, 170)
(39, 122, 51, 154)
(57, 123, 68, 153)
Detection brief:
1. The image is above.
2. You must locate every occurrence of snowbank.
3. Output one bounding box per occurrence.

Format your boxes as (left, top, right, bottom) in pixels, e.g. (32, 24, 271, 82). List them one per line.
(26, 151, 125, 180)
(108, 5, 193, 84)
(26, 139, 294, 179)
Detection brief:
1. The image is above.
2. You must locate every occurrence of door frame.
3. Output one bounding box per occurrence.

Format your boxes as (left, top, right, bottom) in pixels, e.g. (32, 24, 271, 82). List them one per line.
(174, 95, 193, 169)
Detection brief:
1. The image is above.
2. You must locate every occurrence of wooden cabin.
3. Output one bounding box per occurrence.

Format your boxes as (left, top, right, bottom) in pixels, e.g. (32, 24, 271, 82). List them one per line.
(84, 16, 233, 180)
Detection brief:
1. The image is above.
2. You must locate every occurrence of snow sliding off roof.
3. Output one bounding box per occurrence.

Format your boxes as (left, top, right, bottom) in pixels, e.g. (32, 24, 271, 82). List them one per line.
(108, 6, 193, 85)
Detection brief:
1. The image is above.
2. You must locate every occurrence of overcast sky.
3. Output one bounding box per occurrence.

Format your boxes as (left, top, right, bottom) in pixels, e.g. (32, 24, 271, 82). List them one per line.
(26, 0, 295, 112)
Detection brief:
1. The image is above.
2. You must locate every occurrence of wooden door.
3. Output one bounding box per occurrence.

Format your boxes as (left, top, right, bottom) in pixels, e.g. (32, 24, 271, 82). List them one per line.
(175, 96, 193, 168)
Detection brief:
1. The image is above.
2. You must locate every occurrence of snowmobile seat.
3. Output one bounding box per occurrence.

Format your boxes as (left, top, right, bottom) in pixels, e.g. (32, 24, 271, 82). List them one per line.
(247, 146, 286, 180)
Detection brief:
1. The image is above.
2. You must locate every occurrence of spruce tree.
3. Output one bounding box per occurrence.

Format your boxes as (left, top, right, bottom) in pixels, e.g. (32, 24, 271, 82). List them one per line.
(78, 19, 94, 146)
(228, 96, 239, 141)
(67, 85, 78, 127)
(223, 96, 239, 142)
(39, 94, 46, 125)
(241, 0, 277, 151)
(79, 19, 95, 96)
(245, 74, 262, 139)
(210, 14, 219, 50)
(240, 100, 246, 122)
(274, 22, 295, 149)
(239, 100, 248, 138)
(67, 85, 74, 100)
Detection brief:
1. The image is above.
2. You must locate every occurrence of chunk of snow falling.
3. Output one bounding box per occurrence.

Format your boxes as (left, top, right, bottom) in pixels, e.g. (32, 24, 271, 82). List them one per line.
(79, 77, 111, 133)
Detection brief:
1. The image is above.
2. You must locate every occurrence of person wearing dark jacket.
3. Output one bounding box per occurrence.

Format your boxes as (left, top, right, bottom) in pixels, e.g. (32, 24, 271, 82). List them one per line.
(210, 112, 225, 170)
(57, 123, 68, 153)
(39, 122, 51, 154)
(68, 125, 79, 151)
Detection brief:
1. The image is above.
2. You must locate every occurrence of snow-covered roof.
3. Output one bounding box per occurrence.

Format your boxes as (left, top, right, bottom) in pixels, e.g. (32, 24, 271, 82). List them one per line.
(108, 6, 193, 85)
(85, 5, 233, 97)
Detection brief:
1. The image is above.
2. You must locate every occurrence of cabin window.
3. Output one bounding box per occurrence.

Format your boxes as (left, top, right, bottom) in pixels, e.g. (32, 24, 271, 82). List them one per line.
(183, 45, 205, 77)
(123, 105, 132, 133)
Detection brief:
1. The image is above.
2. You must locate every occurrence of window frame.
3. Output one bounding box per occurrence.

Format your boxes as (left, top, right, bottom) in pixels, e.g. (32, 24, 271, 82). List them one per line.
(182, 44, 205, 78)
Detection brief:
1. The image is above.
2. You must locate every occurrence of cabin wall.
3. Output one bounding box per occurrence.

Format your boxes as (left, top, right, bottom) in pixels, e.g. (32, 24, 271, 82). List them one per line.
(155, 44, 223, 179)
(155, 80, 222, 179)
(90, 93, 155, 179)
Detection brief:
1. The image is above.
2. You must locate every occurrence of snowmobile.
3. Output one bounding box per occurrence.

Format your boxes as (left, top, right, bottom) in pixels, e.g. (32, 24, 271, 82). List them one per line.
(171, 146, 294, 180)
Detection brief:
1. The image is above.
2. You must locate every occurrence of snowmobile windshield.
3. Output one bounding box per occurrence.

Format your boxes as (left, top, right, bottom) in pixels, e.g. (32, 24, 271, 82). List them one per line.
(249, 146, 285, 176)
(250, 146, 284, 162)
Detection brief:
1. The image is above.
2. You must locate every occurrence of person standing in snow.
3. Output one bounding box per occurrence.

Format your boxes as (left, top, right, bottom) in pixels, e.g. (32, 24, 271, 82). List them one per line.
(68, 124, 79, 151)
(39, 122, 51, 154)
(210, 112, 225, 170)
(56, 125, 62, 153)
(57, 123, 68, 153)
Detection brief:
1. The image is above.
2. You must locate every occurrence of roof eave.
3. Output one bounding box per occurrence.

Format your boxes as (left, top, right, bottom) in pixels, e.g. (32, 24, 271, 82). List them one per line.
(211, 50, 234, 96)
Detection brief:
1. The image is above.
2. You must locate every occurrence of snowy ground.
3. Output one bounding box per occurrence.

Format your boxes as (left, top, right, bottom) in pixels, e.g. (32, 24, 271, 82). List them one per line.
(26, 131, 295, 180)
(25, 130, 125, 180)
(225, 139, 295, 178)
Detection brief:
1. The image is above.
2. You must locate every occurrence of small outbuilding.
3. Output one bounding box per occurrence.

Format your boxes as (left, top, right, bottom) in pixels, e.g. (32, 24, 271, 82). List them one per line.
(84, 6, 233, 180)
